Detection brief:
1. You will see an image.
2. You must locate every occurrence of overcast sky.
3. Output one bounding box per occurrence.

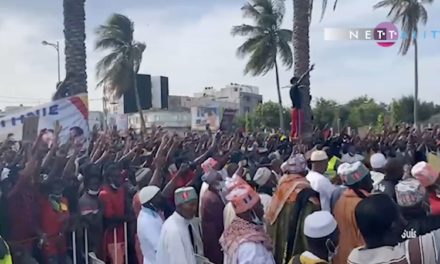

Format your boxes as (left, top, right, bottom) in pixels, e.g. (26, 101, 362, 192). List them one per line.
(0, 0, 439, 111)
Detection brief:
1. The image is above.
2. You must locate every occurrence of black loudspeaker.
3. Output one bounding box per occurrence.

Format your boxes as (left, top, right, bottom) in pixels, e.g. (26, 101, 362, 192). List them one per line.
(160, 76, 169, 109)
(123, 74, 152, 114)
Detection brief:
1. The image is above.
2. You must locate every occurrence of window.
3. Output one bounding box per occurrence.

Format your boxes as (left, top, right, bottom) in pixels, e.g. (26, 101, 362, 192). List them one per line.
(234, 88, 238, 92)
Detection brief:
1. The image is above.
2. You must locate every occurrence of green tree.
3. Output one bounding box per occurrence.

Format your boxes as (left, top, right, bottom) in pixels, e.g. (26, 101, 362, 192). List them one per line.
(374, 0, 434, 125)
(292, 0, 339, 136)
(54, 0, 87, 100)
(232, 0, 293, 131)
(340, 96, 385, 128)
(312, 98, 339, 129)
(391, 96, 440, 123)
(253, 101, 290, 130)
(95, 14, 147, 135)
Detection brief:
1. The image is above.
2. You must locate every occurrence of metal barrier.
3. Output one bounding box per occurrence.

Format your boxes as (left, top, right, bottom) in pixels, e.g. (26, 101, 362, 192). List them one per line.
(71, 222, 129, 264)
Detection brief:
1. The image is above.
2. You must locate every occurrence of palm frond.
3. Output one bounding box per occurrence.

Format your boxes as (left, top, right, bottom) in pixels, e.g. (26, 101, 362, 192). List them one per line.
(95, 51, 122, 79)
(236, 35, 266, 58)
(97, 59, 131, 98)
(320, 0, 328, 21)
(418, 5, 428, 24)
(277, 36, 293, 69)
(241, 2, 262, 21)
(272, 0, 286, 25)
(373, 0, 396, 9)
(333, 0, 339, 10)
(231, 24, 265, 37)
(105, 14, 134, 43)
(95, 13, 146, 98)
(95, 36, 126, 50)
(244, 35, 276, 76)
(276, 28, 293, 68)
(132, 42, 146, 73)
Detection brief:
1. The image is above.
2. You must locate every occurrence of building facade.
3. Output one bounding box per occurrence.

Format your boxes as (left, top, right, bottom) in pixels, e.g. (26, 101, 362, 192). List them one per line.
(180, 83, 263, 115)
(127, 109, 191, 135)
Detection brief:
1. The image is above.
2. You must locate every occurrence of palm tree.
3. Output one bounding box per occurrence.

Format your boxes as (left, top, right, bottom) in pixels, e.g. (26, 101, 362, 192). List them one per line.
(62, 0, 87, 96)
(232, 0, 293, 131)
(292, 0, 338, 137)
(95, 14, 147, 135)
(374, 0, 433, 126)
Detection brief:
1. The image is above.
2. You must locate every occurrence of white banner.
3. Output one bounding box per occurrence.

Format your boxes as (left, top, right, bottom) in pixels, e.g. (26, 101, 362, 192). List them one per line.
(191, 106, 220, 131)
(0, 93, 89, 142)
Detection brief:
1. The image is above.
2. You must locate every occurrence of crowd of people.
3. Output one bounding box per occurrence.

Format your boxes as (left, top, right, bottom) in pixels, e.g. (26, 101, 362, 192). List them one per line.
(1, 123, 440, 264)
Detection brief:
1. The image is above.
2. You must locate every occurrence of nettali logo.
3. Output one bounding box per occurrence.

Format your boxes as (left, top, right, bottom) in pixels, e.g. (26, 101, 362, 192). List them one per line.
(324, 22, 405, 48)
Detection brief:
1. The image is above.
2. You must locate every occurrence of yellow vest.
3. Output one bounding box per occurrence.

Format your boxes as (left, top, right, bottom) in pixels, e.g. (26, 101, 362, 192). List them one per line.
(0, 237, 12, 264)
(326, 156, 340, 178)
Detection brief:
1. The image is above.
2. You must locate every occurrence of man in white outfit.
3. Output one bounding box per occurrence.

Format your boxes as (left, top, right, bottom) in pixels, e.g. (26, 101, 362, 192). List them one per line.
(137, 186, 164, 264)
(306, 151, 335, 212)
(156, 187, 204, 264)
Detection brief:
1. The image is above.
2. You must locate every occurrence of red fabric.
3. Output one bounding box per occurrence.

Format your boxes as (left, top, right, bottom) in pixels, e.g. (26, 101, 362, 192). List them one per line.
(99, 186, 125, 245)
(174, 170, 196, 188)
(290, 108, 303, 139)
(429, 192, 440, 215)
(7, 175, 39, 251)
(38, 195, 69, 258)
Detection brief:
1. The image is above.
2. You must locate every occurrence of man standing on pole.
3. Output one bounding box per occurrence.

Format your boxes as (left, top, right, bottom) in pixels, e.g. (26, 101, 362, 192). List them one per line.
(289, 64, 314, 140)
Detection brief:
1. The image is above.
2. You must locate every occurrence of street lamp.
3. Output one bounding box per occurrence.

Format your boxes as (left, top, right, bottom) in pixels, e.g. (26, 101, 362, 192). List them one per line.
(42, 40, 60, 83)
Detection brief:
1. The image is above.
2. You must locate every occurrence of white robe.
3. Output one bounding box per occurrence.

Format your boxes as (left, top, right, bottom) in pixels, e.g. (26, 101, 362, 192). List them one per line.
(137, 207, 163, 264)
(225, 242, 275, 264)
(156, 212, 204, 264)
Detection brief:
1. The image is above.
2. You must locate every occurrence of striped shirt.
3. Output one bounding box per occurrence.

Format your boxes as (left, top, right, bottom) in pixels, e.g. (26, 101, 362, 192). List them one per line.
(348, 230, 440, 264)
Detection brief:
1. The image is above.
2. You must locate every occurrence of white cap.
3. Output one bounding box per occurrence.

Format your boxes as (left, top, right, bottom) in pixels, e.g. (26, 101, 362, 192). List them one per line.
(139, 186, 160, 204)
(310, 150, 328, 162)
(253, 167, 272, 186)
(304, 211, 337, 238)
(370, 153, 387, 169)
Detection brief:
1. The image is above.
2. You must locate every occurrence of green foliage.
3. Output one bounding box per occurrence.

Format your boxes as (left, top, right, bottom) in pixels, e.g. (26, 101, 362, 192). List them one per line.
(313, 96, 386, 129)
(253, 101, 290, 129)
(391, 96, 440, 124)
(313, 96, 440, 129)
(232, 0, 293, 76)
(313, 98, 339, 128)
(95, 13, 146, 98)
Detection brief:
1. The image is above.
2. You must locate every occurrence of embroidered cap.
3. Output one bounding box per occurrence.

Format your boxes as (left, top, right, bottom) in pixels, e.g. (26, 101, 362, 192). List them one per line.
(253, 167, 272, 186)
(281, 154, 307, 174)
(395, 178, 426, 207)
(304, 211, 337, 238)
(411, 162, 439, 187)
(139, 186, 160, 204)
(174, 187, 198, 206)
(339, 161, 370, 186)
(226, 182, 260, 214)
(201, 158, 218, 174)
